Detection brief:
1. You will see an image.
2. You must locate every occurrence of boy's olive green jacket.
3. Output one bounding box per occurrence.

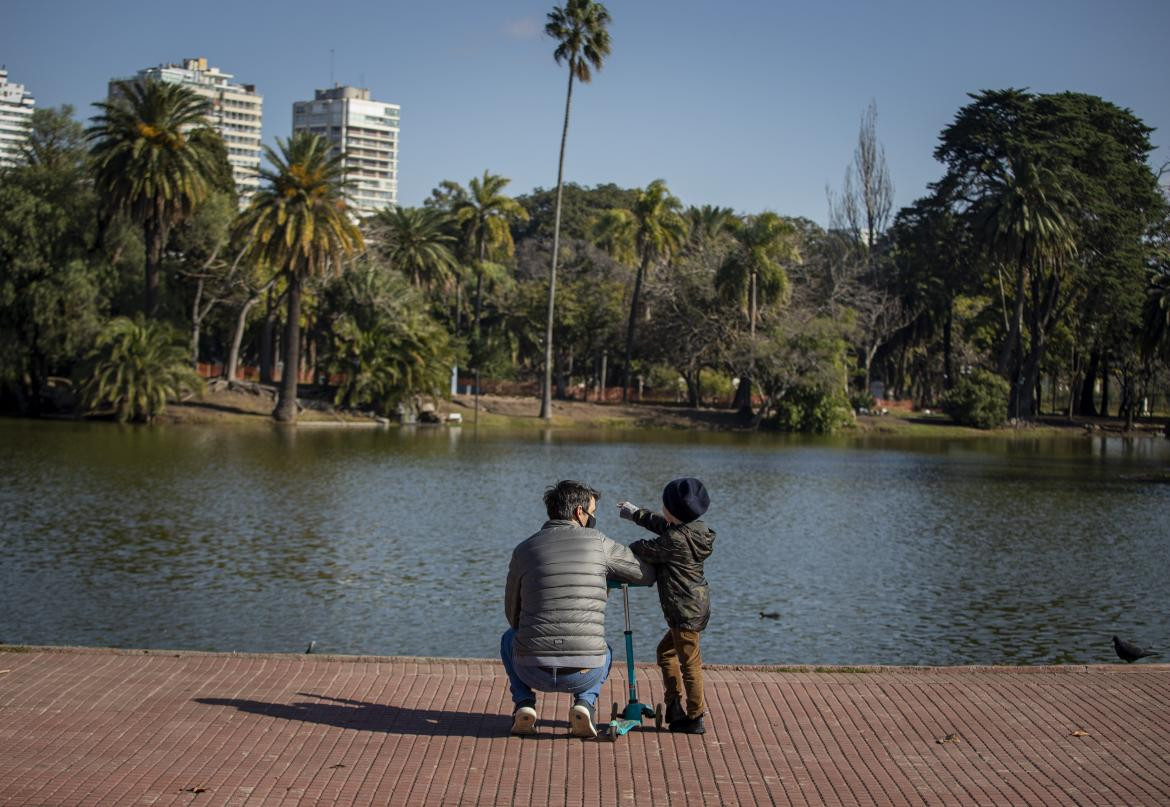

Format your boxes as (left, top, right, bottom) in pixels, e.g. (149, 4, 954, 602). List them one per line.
(628, 509, 716, 632)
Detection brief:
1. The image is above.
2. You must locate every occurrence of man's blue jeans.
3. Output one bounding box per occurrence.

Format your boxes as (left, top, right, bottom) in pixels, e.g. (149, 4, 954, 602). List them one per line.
(500, 628, 612, 707)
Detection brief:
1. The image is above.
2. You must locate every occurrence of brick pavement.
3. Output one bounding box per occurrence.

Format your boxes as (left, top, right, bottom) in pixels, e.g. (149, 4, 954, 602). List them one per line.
(0, 646, 1167, 806)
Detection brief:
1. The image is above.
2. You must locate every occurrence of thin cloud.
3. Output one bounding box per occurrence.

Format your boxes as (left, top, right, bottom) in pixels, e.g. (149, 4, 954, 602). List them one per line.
(502, 17, 542, 39)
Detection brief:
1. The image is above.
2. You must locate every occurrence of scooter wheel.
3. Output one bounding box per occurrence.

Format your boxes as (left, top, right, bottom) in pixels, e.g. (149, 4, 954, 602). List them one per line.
(654, 703, 664, 730)
(611, 702, 619, 720)
(608, 723, 619, 741)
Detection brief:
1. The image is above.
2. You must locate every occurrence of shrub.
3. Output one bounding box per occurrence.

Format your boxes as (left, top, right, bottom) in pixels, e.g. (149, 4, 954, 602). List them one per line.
(700, 371, 735, 402)
(942, 369, 1009, 429)
(323, 263, 455, 416)
(769, 386, 853, 434)
(80, 315, 204, 423)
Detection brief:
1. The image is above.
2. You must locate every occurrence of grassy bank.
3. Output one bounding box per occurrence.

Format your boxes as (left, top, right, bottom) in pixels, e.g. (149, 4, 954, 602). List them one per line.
(156, 385, 1169, 440)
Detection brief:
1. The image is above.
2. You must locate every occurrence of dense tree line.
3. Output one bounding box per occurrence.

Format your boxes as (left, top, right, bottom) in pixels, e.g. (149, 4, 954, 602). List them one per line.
(2, 32, 1168, 430)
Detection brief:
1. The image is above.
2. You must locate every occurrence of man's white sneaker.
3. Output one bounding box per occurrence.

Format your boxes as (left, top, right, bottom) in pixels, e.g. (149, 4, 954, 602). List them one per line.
(511, 704, 537, 736)
(569, 700, 598, 738)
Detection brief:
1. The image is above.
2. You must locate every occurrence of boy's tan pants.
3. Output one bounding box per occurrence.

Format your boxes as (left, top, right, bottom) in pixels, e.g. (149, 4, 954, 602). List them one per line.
(656, 627, 705, 719)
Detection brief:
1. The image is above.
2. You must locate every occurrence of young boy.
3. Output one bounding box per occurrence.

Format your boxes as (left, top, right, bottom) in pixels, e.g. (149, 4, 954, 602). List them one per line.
(617, 477, 715, 734)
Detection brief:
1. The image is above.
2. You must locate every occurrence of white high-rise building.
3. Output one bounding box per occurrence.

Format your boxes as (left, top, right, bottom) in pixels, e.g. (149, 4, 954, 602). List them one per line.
(112, 58, 263, 200)
(293, 85, 399, 217)
(0, 67, 36, 167)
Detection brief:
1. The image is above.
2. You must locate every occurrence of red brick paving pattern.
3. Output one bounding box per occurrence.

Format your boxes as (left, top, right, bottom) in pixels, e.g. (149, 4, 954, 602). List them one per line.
(0, 648, 1167, 806)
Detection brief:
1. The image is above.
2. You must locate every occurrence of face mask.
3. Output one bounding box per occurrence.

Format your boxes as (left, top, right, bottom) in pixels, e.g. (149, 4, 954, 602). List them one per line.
(583, 512, 597, 529)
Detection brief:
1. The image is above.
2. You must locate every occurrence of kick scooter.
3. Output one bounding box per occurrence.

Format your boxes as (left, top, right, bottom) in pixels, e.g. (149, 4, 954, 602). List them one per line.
(605, 580, 663, 740)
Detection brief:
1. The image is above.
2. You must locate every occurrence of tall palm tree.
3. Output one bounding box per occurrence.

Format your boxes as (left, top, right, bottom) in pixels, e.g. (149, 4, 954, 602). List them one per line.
(541, 0, 612, 419)
(236, 133, 363, 422)
(88, 79, 225, 317)
(451, 171, 529, 344)
(371, 206, 458, 294)
(592, 179, 687, 400)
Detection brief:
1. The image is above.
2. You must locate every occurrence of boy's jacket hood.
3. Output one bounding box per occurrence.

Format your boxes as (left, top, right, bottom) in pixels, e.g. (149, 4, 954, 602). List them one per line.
(679, 520, 716, 562)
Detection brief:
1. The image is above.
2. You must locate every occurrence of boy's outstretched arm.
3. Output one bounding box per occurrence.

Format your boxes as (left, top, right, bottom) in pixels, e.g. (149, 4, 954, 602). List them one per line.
(617, 501, 670, 535)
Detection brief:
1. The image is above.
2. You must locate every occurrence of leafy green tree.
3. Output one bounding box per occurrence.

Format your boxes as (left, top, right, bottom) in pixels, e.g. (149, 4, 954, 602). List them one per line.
(170, 189, 242, 364)
(88, 79, 228, 317)
(514, 183, 638, 242)
(0, 106, 107, 415)
(235, 132, 363, 422)
(643, 249, 731, 406)
(79, 315, 204, 423)
(592, 179, 687, 399)
(888, 194, 980, 395)
(749, 314, 852, 432)
(541, 0, 612, 419)
(933, 89, 1165, 419)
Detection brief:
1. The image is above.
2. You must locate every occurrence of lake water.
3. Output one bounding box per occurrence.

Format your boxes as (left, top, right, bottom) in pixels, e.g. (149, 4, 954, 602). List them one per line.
(1, 419, 1167, 667)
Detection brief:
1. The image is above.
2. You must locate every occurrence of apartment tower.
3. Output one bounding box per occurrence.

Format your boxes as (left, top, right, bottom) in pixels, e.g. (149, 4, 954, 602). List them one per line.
(292, 85, 399, 217)
(112, 58, 263, 200)
(0, 67, 35, 167)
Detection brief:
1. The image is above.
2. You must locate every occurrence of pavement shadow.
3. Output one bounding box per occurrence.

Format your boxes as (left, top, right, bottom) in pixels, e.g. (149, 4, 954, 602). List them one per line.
(194, 692, 574, 740)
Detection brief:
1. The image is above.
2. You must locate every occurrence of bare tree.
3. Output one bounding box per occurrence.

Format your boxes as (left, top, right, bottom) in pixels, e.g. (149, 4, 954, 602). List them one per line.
(822, 101, 904, 394)
(849, 100, 894, 252)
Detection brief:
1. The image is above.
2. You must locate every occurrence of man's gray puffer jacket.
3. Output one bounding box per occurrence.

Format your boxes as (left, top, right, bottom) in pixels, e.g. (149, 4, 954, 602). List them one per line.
(505, 519, 655, 668)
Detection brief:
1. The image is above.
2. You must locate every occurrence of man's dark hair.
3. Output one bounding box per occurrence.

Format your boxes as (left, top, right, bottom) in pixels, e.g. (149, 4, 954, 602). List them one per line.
(544, 480, 600, 521)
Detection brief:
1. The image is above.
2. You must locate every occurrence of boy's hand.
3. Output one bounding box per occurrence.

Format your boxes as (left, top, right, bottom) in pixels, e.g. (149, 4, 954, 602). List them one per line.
(617, 501, 639, 520)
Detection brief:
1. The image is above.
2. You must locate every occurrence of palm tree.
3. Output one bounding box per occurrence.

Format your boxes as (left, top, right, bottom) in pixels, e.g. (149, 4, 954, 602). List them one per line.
(541, 0, 612, 419)
(81, 315, 205, 423)
(88, 79, 225, 317)
(974, 154, 1076, 417)
(371, 206, 458, 294)
(236, 132, 363, 422)
(716, 212, 800, 413)
(716, 212, 800, 337)
(687, 204, 739, 250)
(592, 179, 687, 400)
(451, 171, 529, 344)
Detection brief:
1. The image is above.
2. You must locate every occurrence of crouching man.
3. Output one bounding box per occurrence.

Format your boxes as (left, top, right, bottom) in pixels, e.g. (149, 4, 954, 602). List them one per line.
(502, 480, 654, 738)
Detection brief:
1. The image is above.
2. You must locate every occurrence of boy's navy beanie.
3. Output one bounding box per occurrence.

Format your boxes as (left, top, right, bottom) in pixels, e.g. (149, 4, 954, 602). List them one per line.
(662, 477, 709, 524)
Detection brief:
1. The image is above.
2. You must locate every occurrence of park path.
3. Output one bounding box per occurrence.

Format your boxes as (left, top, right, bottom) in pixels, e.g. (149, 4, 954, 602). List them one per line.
(0, 646, 1167, 806)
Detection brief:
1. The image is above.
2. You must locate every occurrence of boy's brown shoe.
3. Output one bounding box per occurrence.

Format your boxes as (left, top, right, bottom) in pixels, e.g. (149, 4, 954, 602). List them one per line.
(664, 698, 686, 724)
(669, 715, 705, 734)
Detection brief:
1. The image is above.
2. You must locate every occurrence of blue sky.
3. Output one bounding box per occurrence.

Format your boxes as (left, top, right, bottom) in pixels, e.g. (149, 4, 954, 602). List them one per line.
(3, 0, 1168, 223)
